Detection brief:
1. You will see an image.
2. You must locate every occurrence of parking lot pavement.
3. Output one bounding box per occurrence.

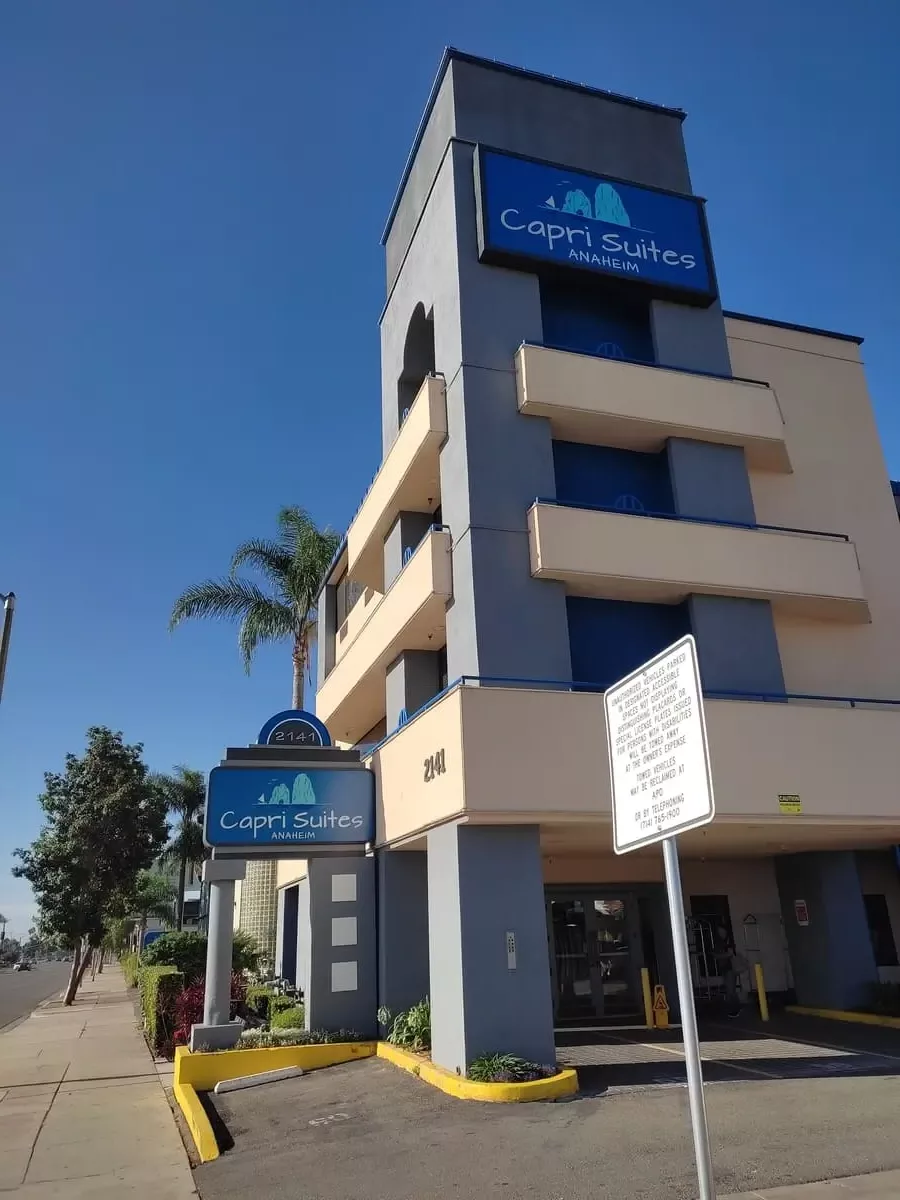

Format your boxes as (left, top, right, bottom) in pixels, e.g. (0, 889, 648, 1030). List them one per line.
(556, 1012, 900, 1093)
(196, 1049, 900, 1200)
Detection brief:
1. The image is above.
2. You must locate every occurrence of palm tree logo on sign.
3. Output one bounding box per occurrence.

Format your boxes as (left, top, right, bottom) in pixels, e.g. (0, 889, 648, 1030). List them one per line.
(256, 773, 317, 807)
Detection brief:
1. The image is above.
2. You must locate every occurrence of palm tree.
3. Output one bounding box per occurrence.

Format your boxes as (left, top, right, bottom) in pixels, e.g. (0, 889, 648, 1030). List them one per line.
(168, 506, 341, 962)
(129, 870, 176, 956)
(155, 767, 208, 930)
(169, 506, 341, 708)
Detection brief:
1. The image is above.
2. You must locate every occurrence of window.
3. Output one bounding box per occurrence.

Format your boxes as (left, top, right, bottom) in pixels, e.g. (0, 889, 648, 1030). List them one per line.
(864, 894, 898, 968)
(335, 571, 364, 628)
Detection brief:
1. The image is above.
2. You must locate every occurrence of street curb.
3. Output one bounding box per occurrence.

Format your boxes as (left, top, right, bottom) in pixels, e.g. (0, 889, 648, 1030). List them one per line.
(786, 1005, 900, 1030)
(376, 1042, 579, 1102)
(174, 1076, 220, 1163)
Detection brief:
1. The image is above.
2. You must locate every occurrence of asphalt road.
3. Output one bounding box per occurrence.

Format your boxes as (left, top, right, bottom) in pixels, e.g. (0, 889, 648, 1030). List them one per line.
(0, 962, 70, 1030)
(197, 1036, 900, 1200)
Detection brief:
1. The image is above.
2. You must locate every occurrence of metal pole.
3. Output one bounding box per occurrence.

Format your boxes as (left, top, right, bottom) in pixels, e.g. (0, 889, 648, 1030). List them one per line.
(662, 836, 716, 1200)
(203, 879, 235, 1026)
(0, 592, 16, 706)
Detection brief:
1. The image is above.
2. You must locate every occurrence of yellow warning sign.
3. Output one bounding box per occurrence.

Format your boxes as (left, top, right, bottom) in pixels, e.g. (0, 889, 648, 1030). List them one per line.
(778, 794, 802, 815)
(653, 984, 670, 1029)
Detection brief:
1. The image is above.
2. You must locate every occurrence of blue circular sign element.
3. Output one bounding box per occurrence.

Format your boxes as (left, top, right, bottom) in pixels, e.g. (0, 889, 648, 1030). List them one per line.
(256, 710, 332, 749)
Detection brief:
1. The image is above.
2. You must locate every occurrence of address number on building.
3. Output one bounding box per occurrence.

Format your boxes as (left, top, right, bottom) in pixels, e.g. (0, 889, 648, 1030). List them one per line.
(424, 749, 446, 782)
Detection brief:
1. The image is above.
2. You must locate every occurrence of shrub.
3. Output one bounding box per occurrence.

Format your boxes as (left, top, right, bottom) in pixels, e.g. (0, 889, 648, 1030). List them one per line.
(270, 1004, 305, 1030)
(121, 952, 140, 989)
(140, 966, 183, 1056)
(172, 971, 247, 1050)
(245, 985, 276, 1021)
(244, 987, 296, 1023)
(141, 930, 260, 983)
(238, 1026, 360, 1049)
(381, 999, 431, 1051)
(467, 1054, 556, 1084)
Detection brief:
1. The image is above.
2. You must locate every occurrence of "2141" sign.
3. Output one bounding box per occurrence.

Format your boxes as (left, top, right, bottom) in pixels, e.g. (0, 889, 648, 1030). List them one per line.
(423, 748, 446, 783)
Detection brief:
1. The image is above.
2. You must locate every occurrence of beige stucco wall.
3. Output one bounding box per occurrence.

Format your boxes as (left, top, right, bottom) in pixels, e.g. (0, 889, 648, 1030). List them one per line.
(369, 684, 900, 848)
(276, 859, 307, 890)
(726, 317, 900, 699)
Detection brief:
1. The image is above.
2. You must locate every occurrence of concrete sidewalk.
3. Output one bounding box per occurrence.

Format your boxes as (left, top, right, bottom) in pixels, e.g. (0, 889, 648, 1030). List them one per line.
(723, 1173, 900, 1198)
(0, 964, 197, 1197)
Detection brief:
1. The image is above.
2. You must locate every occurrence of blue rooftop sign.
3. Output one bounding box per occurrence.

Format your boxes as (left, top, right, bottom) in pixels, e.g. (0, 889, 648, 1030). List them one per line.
(205, 766, 374, 849)
(476, 148, 714, 302)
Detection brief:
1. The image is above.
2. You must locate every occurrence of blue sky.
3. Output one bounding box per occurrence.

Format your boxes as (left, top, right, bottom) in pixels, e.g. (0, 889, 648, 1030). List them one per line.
(1, 1, 898, 938)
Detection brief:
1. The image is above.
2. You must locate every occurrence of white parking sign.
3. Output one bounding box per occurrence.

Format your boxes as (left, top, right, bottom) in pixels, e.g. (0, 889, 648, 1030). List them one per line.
(605, 635, 715, 855)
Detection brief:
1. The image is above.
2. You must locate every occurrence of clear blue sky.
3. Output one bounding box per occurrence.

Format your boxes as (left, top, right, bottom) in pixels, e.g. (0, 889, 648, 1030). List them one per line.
(2, 1, 899, 939)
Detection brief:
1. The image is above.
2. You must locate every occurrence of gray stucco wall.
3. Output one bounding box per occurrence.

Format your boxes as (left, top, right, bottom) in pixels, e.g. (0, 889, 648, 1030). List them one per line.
(377, 850, 429, 1020)
(775, 851, 879, 1010)
(381, 152, 462, 454)
(304, 856, 376, 1037)
(385, 54, 693, 291)
(383, 511, 435, 590)
(667, 439, 756, 524)
(428, 823, 555, 1073)
(689, 596, 786, 696)
(651, 297, 731, 377)
(385, 650, 442, 732)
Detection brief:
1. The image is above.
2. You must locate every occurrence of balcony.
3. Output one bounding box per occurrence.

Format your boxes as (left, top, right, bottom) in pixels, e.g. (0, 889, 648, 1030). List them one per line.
(527, 501, 868, 621)
(515, 343, 791, 472)
(345, 376, 446, 591)
(367, 682, 900, 853)
(317, 528, 453, 745)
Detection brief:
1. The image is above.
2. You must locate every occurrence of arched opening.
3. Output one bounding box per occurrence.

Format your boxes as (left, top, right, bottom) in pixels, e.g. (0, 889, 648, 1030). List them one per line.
(397, 303, 435, 428)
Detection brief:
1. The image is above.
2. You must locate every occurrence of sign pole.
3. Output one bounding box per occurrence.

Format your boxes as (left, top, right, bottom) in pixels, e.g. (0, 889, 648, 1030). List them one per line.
(662, 835, 716, 1200)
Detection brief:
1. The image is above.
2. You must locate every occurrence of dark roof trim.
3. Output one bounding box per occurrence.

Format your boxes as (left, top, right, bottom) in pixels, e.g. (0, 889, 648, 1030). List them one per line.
(381, 47, 686, 246)
(723, 310, 864, 346)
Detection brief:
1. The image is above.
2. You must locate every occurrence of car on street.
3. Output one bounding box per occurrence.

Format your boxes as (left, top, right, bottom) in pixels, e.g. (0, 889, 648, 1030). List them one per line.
(13, 961, 32, 971)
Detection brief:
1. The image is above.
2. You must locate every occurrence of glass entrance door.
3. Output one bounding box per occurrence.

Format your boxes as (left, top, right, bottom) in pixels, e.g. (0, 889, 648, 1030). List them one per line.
(549, 892, 641, 1021)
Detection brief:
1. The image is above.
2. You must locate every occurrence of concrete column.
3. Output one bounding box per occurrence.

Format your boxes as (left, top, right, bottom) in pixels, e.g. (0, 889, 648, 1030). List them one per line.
(275, 887, 286, 977)
(775, 851, 879, 1010)
(383, 512, 435, 590)
(650, 298, 732, 377)
(427, 824, 555, 1074)
(667, 439, 756, 524)
(193, 858, 246, 1051)
(302, 856, 377, 1037)
(386, 650, 442, 731)
(689, 596, 785, 696)
(377, 851, 429, 1021)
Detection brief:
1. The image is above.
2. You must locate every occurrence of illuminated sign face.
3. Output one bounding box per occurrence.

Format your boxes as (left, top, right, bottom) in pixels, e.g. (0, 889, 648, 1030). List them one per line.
(476, 148, 714, 302)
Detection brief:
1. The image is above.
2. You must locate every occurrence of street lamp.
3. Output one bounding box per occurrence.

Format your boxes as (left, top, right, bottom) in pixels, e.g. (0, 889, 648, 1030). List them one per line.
(0, 591, 15, 706)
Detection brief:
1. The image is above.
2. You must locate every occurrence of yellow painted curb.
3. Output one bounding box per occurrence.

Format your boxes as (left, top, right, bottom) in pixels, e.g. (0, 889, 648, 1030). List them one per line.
(376, 1042, 578, 1102)
(174, 1041, 375, 1091)
(787, 1006, 900, 1030)
(173, 1041, 376, 1161)
(173, 1077, 219, 1164)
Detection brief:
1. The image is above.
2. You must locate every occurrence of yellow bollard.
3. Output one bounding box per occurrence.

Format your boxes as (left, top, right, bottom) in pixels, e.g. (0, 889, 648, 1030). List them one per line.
(641, 967, 654, 1029)
(653, 984, 670, 1030)
(754, 962, 769, 1022)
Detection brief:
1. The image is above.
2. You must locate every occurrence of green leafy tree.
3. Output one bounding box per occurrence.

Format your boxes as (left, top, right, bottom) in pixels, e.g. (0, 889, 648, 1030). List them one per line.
(169, 506, 341, 707)
(13, 727, 168, 1005)
(154, 767, 208, 930)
